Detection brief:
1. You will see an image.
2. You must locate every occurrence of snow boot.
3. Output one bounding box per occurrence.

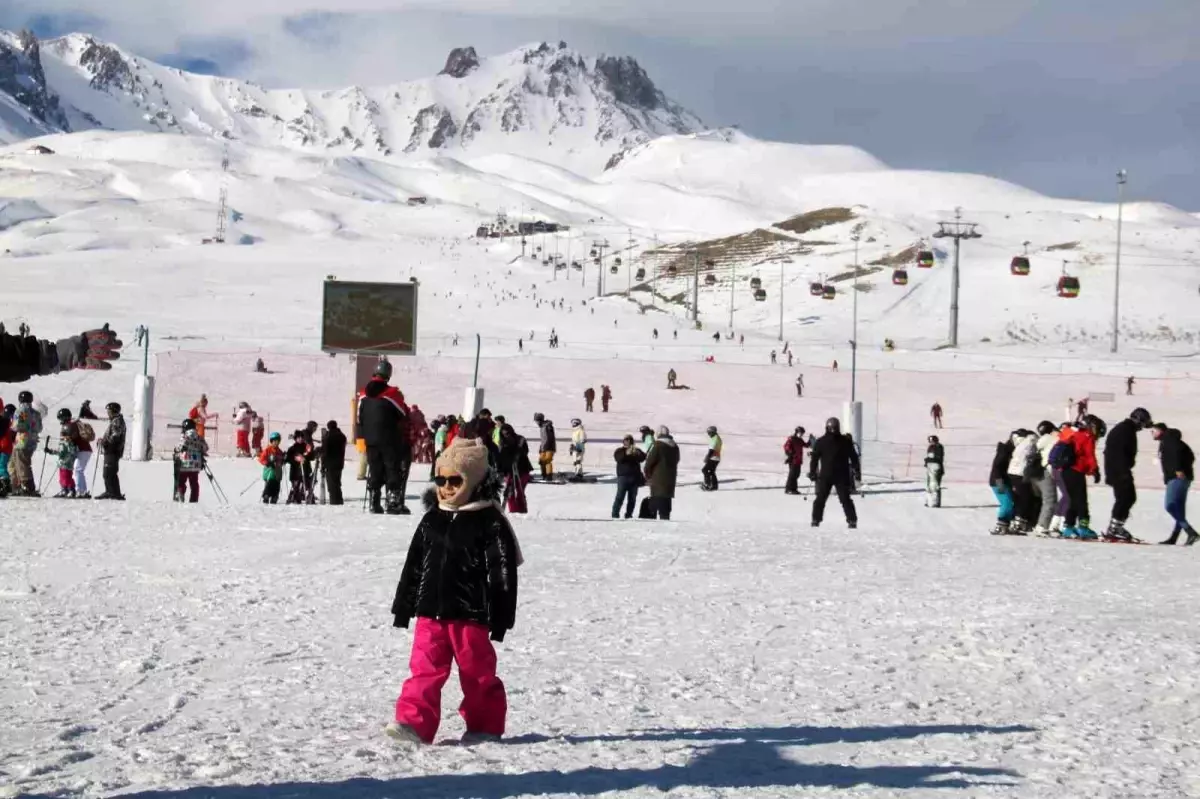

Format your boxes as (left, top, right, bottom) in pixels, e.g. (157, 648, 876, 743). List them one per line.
(384, 722, 424, 745)
(369, 490, 384, 515)
(1187, 529, 1199, 547)
(1160, 529, 1182, 545)
(847, 521, 857, 530)
(460, 731, 502, 745)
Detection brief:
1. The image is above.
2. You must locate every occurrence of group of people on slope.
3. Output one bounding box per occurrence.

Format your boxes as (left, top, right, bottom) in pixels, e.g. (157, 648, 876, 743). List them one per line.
(987, 407, 1196, 544)
(254, 421, 348, 506)
(0, 392, 127, 500)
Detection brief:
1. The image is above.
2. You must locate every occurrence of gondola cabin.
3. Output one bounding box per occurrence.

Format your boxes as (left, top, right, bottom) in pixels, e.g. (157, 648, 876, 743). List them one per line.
(668, 265, 679, 277)
(822, 285, 837, 300)
(750, 277, 763, 290)
(917, 250, 935, 268)
(1057, 275, 1081, 298)
(809, 282, 824, 297)
(1011, 256, 1031, 276)
(635, 267, 646, 281)
(615, 257, 623, 266)
(892, 269, 909, 286)
(705, 259, 716, 270)
(610, 264, 619, 275)
(754, 288, 767, 302)
(705, 273, 717, 286)
(589, 248, 598, 258)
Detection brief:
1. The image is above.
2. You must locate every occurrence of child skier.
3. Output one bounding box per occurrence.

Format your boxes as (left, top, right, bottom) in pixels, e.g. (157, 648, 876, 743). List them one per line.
(285, 430, 315, 504)
(988, 435, 1016, 534)
(48, 425, 79, 498)
(387, 437, 521, 745)
(173, 419, 209, 502)
(702, 425, 723, 491)
(0, 404, 14, 497)
(258, 432, 285, 504)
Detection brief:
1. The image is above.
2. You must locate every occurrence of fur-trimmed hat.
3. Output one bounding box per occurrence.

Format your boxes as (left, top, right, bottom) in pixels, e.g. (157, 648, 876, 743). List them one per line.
(435, 436, 490, 487)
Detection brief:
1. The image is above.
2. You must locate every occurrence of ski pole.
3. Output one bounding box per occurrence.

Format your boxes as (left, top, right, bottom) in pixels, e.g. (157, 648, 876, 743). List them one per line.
(239, 476, 260, 497)
(37, 440, 50, 495)
(90, 452, 100, 495)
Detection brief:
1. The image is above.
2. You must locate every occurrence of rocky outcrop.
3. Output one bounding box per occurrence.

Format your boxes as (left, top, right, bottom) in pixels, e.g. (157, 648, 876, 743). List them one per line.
(0, 31, 68, 130)
(440, 47, 479, 78)
(78, 38, 135, 92)
(594, 56, 662, 111)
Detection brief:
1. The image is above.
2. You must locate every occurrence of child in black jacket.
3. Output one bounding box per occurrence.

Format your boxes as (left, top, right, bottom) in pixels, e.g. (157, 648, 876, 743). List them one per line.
(387, 437, 521, 745)
(284, 431, 314, 504)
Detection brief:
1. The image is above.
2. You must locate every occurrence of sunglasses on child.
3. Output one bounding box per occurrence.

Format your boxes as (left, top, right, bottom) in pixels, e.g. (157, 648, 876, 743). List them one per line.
(434, 475, 465, 488)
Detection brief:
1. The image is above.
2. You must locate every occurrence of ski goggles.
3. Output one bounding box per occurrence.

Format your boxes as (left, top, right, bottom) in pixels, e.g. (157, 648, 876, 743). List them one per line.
(434, 475, 465, 488)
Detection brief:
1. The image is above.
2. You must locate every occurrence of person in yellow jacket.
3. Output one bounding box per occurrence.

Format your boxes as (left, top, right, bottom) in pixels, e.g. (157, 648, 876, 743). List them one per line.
(702, 425, 723, 491)
(568, 418, 587, 482)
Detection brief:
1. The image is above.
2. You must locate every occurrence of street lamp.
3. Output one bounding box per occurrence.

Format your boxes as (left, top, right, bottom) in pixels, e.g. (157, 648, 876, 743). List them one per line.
(1112, 169, 1128, 354)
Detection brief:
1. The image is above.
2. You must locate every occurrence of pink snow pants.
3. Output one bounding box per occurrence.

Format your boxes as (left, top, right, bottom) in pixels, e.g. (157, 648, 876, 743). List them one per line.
(395, 618, 507, 744)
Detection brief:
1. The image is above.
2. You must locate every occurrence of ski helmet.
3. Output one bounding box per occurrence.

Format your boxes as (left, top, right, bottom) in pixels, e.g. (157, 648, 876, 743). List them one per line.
(571, 418, 582, 428)
(533, 412, 545, 424)
(181, 418, 197, 432)
(928, 435, 939, 444)
(796, 426, 806, 436)
(106, 402, 122, 415)
(269, 432, 282, 442)
(3, 404, 14, 417)
(56, 408, 72, 422)
(706, 426, 718, 436)
(326, 420, 339, 430)
(18, 390, 32, 404)
(825, 417, 841, 434)
(1130, 407, 1153, 429)
(373, 359, 393, 381)
(1084, 414, 1107, 438)
(1036, 420, 1057, 436)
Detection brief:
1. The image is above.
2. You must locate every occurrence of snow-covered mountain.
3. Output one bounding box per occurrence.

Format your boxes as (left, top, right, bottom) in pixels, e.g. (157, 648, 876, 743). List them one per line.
(0, 31, 702, 171)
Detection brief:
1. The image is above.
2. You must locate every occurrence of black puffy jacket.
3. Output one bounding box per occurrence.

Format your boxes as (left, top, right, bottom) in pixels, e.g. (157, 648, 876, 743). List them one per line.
(614, 445, 646, 480)
(391, 497, 519, 641)
(1159, 429, 1195, 484)
(989, 440, 1014, 486)
(497, 435, 533, 477)
(1104, 418, 1139, 484)
(322, 427, 348, 469)
(925, 443, 945, 468)
(808, 432, 861, 485)
(357, 378, 408, 449)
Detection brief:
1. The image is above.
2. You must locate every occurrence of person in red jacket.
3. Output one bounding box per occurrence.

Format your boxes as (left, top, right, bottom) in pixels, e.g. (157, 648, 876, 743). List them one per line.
(783, 427, 808, 495)
(1061, 415, 1105, 540)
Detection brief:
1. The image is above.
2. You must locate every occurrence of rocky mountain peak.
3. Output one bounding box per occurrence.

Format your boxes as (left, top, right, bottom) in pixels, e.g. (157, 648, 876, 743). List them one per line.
(0, 30, 68, 130)
(595, 55, 663, 111)
(440, 47, 480, 78)
(76, 36, 135, 92)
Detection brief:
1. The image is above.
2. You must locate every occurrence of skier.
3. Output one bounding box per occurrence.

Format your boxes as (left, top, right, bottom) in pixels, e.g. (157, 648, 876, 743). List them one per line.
(601, 385, 612, 413)
(784, 427, 808, 495)
(188, 395, 217, 441)
(1032, 421, 1060, 535)
(323, 420, 348, 506)
(930, 402, 944, 429)
(95, 402, 126, 500)
(612, 434, 647, 519)
(1103, 407, 1153, 542)
(1059, 415, 1104, 540)
(701, 426, 722, 491)
(924, 435, 944, 508)
(770, 350, 777, 365)
(357, 360, 412, 515)
(1006, 429, 1040, 534)
(653, 329, 659, 340)
(832, 360, 839, 372)
(387, 437, 520, 746)
(59, 408, 96, 499)
(173, 419, 208, 503)
(1126, 376, 1135, 396)
(0, 323, 122, 383)
(808, 418, 860, 528)
(47, 424, 79, 499)
(583, 387, 596, 413)
(285, 430, 315, 505)
(1075, 397, 1089, 424)
(11, 391, 42, 496)
(255, 358, 268, 374)
(712, 332, 720, 344)
(667, 369, 677, 389)
(534, 413, 556, 480)
(643, 426, 679, 520)
(251, 411, 266, 456)
(258, 433, 285, 504)
(1151, 423, 1197, 546)
(518, 339, 523, 353)
(0, 404, 13, 498)
(233, 402, 253, 457)
(988, 435, 1017, 535)
(568, 418, 587, 482)
(787, 351, 794, 368)
(497, 423, 533, 514)
(795, 374, 804, 397)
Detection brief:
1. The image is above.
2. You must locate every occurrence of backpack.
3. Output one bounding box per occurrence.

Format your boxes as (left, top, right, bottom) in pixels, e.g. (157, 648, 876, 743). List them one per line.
(78, 423, 96, 443)
(1048, 440, 1076, 470)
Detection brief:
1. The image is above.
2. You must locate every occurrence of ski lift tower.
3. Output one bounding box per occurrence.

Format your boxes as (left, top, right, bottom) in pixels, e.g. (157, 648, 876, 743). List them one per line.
(214, 145, 230, 244)
(932, 207, 982, 348)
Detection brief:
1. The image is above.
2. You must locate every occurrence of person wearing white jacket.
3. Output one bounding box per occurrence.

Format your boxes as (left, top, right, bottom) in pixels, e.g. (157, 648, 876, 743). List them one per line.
(1006, 430, 1040, 534)
(1033, 421, 1061, 535)
(568, 419, 587, 482)
(233, 402, 254, 457)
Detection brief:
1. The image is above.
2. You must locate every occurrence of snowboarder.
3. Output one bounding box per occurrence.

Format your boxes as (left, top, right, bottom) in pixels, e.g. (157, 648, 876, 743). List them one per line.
(653, 329, 659, 340)
(924, 435, 944, 508)
(1059, 416, 1104, 540)
(702, 426, 722, 491)
(643, 426, 679, 520)
(601, 385, 612, 413)
(1103, 407, 1153, 542)
(1152, 423, 1197, 546)
(784, 427, 808, 495)
(667, 369, 677, 389)
(357, 359, 412, 515)
(518, 338, 523, 353)
(795, 375, 804, 397)
(808, 418, 860, 528)
(10, 391, 42, 496)
(712, 332, 720, 344)
(173, 419, 208, 503)
(1075, 397, 1090, 424)
(323, 420, 348, 506)
(78, 400, 99, 421)
(387, 437, 520, 746)
(612, 434, 647, 518)
(583, 387, 596, 413)
(988, 435, 1017, 535)
(930, 402, 944, 429)
(95, 402, 126, 500)
(569, 419, 587, 481)
(258, 433, 285, 504)
(1126, 376, 1135, 396)
(673, 331, 678, 340)
(255, 358, 268, 374)
(534, 413, 556, 480)
(1032, 421, 1060, 535)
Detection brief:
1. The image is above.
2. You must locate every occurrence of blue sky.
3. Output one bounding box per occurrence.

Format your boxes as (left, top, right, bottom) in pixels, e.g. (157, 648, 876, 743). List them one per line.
(6, 1, 1198, 209)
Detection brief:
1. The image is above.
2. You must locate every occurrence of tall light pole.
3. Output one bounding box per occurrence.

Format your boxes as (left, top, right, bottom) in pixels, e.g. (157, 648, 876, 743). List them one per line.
(778, 259, 784, 342)
(593, 239, 610, 298)
(728, 260, 735, 332)
(932, 208, 982, 348)
(691, 251, 700, 325)
(850, 225, 863, 403)
(1112, 169, 1128, 354)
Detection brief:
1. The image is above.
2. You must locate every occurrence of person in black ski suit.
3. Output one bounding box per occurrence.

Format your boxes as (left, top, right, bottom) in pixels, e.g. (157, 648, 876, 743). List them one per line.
(612, 434, 647, 519)
(96, 402, 127, 500)
(808, 417, 861, 528)
(784, 427, 808, 495)
(0, 325, 122, 383)
(357, 360, 412, 514)
(322, 420, 348, 505)
(1103, 407, 1153, 541)
(285, 431, 316, 504)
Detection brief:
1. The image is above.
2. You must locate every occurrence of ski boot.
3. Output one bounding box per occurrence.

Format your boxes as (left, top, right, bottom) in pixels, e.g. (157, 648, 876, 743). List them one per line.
(53, 489, 72, 499)
(76, 491, 90, 500)
(385, 491, 406, 516)
(369, 489, 385, 515)
(1103, 521, 1134, 543)
(1008, 518, 1029, 536)
(1076, 525, 1099, 541)
(848, 520, 857, 530)
(1060, 527, 1080, 540)
(990, 520, 1010, 536)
